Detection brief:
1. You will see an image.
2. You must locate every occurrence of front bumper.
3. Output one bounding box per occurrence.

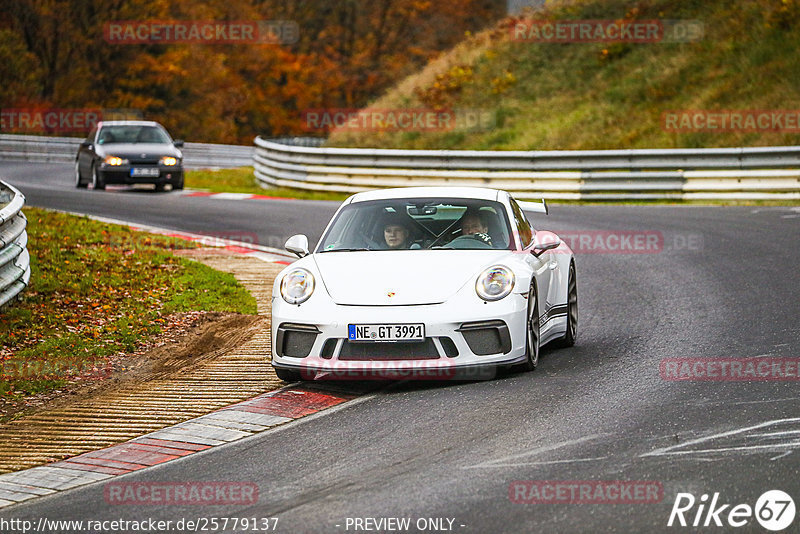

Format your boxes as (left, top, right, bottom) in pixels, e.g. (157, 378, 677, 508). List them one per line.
(271, 290, 529, 380)
(99, 165, 183, 185)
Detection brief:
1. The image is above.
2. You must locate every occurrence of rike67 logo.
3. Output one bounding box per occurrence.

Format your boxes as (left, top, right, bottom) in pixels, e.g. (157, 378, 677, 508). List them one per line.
(668, 490, 796, 531)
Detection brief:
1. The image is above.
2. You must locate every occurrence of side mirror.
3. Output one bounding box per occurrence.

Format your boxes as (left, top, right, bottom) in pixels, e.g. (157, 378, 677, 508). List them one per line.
(173, 140, 184, 148)
(80, 140, 92, 148)
(285, 234, 310, 258)
(532, 238, 561, 257)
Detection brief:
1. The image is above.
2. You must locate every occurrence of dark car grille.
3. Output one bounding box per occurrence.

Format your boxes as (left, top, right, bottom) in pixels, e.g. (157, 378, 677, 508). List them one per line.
(128, 156, 161, 165)
(339, 338, 440, 360)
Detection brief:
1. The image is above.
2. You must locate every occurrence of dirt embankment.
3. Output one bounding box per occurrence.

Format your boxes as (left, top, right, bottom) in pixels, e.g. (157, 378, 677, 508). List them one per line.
(1, 311, 263, 423)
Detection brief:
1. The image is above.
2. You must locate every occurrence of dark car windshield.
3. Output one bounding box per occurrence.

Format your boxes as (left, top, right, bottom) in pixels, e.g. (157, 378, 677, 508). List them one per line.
(317, 198, 513, 252)
(97, 125, 171, 145)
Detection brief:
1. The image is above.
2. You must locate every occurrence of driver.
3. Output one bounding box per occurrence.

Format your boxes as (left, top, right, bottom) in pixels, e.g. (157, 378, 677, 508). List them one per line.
(458, 209, 493, 247)
(381, 213, 413, 249)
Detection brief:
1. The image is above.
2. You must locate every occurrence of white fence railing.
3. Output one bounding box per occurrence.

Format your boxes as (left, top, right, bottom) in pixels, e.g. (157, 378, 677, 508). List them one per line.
(0, 181, 30, 309)
(0, 134, 253, 169)
(254, 137, 800, 200)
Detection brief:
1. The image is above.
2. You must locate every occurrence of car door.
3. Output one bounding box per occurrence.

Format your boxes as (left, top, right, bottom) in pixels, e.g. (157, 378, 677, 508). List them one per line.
(510, 198, 552, 312)
(534, 228, 563, 319)
(78, 126, 97, 176)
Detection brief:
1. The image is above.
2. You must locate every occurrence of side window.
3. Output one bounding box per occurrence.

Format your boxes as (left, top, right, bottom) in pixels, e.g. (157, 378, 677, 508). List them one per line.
(509, 199, 533, 248)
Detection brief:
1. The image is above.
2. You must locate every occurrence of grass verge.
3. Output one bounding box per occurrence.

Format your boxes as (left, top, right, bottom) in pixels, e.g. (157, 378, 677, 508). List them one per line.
(185, 167, 349, 201)
(0, 208, 257, 401)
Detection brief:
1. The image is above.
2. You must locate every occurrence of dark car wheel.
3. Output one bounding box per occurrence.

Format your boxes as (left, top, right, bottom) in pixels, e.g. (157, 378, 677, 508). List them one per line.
(75, 161, 87, 188)
(274, 367, 302, 382)
(512, 282, 540, 373)
(554, 262, 578, 348)
(173, 177, 184, 190)
(91, 163, 105, 190)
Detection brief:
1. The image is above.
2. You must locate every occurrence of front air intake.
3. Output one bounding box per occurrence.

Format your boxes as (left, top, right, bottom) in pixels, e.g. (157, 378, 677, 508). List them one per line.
(276, 323, 319, 358)
(457, 320, 511, 356)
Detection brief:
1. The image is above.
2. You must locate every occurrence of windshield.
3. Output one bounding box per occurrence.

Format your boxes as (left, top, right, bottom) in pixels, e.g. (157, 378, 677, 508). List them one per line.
(97, 125, 171, 145)
(317, 198, 513, 252)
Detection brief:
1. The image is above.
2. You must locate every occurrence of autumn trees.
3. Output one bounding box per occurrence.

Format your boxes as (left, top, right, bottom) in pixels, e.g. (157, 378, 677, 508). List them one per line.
(0, 0, 504, 143)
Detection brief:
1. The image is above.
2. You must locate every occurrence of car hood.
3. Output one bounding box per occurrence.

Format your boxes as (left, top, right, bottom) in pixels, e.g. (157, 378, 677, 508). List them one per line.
(313, 250, 510, 305)
(97, 143, 182, 159)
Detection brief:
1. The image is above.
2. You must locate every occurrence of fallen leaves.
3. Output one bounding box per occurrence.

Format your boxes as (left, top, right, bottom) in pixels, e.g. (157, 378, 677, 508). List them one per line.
(0, 209, 202, 399)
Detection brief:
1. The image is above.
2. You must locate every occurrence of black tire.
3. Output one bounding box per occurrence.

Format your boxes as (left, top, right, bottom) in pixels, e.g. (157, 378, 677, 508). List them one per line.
(155, 183, 166, 192)
(91, 163, 105, 190)
(173, 177, 184, 190)
(512, 282, 540, 372)
(554, 262, 578, 348)
(75, 161, 87, 188)
(274, 367, 302, 382)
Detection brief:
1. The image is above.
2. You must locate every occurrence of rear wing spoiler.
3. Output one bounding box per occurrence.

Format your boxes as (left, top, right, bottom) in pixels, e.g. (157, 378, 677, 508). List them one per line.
(517, 199, 549, 215)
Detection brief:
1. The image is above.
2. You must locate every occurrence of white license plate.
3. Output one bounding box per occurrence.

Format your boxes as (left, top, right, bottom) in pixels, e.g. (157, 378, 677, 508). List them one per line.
(130, 167, 160, 177)
(348, 323, 425, 342)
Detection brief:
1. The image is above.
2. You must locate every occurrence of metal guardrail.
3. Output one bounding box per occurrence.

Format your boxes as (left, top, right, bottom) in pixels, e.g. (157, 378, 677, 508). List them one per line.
(0, 134, 253, 169)
(254, 137, 800, 200)
(0, 181, 30, 309)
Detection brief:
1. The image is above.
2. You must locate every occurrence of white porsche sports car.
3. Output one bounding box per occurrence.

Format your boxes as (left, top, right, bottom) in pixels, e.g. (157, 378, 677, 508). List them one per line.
(271, 187, 577, 381)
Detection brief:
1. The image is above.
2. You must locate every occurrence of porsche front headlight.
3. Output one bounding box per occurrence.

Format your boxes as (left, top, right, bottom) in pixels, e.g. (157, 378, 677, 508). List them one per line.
(280, 268, 315, 304)
(476, 266, 515, 301)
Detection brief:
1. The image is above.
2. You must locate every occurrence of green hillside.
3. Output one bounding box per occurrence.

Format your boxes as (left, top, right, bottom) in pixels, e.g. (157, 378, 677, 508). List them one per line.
(327, 0, 800, 150)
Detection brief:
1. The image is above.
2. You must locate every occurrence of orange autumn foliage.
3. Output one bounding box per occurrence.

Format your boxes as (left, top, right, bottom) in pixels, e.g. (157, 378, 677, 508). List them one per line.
(0, 0, 504, 143)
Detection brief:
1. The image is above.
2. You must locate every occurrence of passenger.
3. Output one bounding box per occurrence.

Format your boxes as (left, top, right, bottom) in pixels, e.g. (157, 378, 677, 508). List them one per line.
(381, 213, 413, 249)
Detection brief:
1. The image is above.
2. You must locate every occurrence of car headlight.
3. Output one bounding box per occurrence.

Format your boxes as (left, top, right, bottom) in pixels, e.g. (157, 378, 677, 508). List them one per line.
(104, 155, 128, 166)
(160, 156, 178, 166)
(475, 266, 515, 301)
(280, 268, 315, 304)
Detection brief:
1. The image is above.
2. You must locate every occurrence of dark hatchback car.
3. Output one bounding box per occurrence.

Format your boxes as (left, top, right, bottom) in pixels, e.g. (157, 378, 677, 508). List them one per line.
(75, 120, 184, 191)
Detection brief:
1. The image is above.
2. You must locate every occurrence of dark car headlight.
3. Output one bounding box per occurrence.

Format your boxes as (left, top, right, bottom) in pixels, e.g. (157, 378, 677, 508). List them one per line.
(160, 156, 179, 166)
(103, 155, 128, 166)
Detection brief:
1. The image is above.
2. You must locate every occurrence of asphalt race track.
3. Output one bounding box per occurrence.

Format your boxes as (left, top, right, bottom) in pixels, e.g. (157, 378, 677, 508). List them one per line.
(2, 161, 799, 533)
(0, 162, 339, 251)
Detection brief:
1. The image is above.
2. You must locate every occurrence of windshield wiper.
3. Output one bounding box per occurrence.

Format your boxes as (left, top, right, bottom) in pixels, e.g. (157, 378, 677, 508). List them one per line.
(319, 247, 370, 253)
